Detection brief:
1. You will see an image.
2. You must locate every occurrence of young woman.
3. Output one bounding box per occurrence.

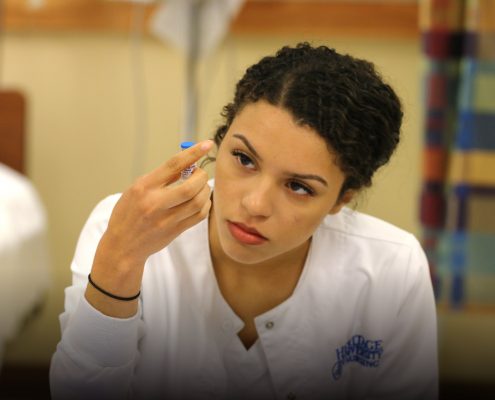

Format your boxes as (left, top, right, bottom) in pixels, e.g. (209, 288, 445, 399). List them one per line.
(50, 43, 438, 400)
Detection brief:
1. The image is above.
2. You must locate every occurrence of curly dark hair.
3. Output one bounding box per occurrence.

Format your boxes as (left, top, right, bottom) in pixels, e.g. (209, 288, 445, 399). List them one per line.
(209, 42, 402, 200)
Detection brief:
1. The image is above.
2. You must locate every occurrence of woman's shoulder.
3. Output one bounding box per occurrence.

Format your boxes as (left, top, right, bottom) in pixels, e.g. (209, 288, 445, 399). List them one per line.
(314, 209, 428, 292)
(319, 207, 418, 248)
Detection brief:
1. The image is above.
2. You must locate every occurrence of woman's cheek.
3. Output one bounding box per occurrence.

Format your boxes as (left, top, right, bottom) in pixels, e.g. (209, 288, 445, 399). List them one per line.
(289, 211, 320, 235)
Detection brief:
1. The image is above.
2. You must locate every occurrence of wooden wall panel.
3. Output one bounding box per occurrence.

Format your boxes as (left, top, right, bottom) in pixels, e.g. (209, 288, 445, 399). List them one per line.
(0, 91, 25, 174)
(2, 0, 418, 38)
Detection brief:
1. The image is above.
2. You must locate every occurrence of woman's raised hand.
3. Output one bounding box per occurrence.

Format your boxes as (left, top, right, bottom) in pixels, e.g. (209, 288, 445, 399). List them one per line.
(86, 140, 213, 317)
(105, 140, 213, 265)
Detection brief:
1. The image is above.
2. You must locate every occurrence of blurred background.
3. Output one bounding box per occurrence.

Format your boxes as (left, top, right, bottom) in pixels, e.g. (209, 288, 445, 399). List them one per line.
(0, 0, 494, 398)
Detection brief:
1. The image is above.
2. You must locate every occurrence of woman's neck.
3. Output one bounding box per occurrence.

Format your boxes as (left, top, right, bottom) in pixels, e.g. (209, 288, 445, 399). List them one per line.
(207, 203, 310, 292)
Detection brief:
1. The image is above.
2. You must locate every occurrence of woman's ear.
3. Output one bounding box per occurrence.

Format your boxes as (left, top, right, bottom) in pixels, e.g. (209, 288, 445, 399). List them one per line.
(328, 190, 355, 215)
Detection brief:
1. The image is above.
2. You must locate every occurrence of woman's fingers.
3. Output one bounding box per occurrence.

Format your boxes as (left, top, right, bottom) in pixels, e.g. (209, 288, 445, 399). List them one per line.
(159, 179, 211, 223)
(173, 193, 212, 235)
(103, 141, 214, 264)
(158, 168, 210, 210)
(143, 140, 213, 188)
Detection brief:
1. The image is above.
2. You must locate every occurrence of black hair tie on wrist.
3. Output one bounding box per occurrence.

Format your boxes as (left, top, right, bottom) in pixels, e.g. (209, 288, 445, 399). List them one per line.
(88, 274, 141, 301)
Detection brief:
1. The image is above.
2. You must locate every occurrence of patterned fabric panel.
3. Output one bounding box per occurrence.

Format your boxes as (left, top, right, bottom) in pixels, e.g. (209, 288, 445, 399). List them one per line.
(420, 0, 495, 309)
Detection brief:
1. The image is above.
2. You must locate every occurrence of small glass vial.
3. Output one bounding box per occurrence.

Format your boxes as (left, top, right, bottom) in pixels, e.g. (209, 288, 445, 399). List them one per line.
(180, 141, 197, 180)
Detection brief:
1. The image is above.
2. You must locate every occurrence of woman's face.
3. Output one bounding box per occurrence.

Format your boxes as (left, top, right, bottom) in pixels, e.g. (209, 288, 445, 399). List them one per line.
(210, 100, 350, 266)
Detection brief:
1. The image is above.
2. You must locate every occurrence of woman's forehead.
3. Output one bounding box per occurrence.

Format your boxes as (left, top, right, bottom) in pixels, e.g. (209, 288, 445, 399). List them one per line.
(227, 102, 337, 165)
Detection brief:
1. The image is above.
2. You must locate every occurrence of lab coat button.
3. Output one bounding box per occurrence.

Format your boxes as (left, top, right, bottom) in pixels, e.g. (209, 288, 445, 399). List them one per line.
(265, 321, 274, 329)
(286, 392, 296, 400)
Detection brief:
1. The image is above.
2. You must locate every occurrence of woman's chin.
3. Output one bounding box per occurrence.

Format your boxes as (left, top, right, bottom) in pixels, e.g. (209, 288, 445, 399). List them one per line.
(218, 236, 272, 266)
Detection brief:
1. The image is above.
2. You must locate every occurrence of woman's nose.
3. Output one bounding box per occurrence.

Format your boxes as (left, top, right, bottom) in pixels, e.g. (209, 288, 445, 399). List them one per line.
(240, 180, 274, 218)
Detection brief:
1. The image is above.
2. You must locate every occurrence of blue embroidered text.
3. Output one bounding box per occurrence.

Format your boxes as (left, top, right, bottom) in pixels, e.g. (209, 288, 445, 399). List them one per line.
(332, 335, 383, 380)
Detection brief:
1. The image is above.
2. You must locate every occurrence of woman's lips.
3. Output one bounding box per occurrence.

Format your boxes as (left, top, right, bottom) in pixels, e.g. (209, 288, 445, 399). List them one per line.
(227, 221, 268, 245)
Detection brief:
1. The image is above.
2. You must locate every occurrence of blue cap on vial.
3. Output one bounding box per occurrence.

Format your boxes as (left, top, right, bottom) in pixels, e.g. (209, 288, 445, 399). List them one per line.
(180, 141, 195, 150)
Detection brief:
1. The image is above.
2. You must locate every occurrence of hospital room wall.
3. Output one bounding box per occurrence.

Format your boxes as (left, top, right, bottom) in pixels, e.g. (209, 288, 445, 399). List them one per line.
(2, 32, 493, 384)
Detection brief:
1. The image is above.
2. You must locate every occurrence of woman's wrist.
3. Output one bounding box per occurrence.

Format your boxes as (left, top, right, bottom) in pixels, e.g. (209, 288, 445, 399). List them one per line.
(85, 283, 139, 319)
(85, 233, 146, 318)
(85, 257, 143, 318)
(91, 241, 145, 295)
(88, 273, 141, 301)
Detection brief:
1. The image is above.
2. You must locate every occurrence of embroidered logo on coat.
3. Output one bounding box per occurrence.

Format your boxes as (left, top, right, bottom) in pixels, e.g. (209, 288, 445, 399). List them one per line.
(332, 335, 383, 380)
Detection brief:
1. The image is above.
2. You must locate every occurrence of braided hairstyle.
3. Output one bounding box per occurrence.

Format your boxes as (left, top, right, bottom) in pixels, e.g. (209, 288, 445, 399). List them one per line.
(210, 42, 403, 199)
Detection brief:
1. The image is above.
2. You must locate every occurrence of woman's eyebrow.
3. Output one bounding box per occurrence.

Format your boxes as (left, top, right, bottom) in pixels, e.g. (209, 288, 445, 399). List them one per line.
(233, 134, 263, 161)
(232, 133, 328, 188)
(287, 173, 328, 187)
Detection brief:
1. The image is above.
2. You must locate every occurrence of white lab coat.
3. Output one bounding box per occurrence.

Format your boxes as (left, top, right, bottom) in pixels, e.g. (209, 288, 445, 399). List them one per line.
(50, 184, 438, 400)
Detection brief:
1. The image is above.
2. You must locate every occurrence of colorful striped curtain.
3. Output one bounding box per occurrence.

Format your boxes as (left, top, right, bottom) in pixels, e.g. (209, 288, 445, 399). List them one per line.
(420, 0, 495, 309)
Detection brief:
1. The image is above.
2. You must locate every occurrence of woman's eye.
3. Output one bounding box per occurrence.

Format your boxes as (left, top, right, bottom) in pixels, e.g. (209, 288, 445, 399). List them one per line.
(232, 150, 255, 169)
(288, 181, 314, 196)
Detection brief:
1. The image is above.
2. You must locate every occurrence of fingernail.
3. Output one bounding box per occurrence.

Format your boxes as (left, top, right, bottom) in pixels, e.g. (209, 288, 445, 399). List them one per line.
(201, 140, 214, 151)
